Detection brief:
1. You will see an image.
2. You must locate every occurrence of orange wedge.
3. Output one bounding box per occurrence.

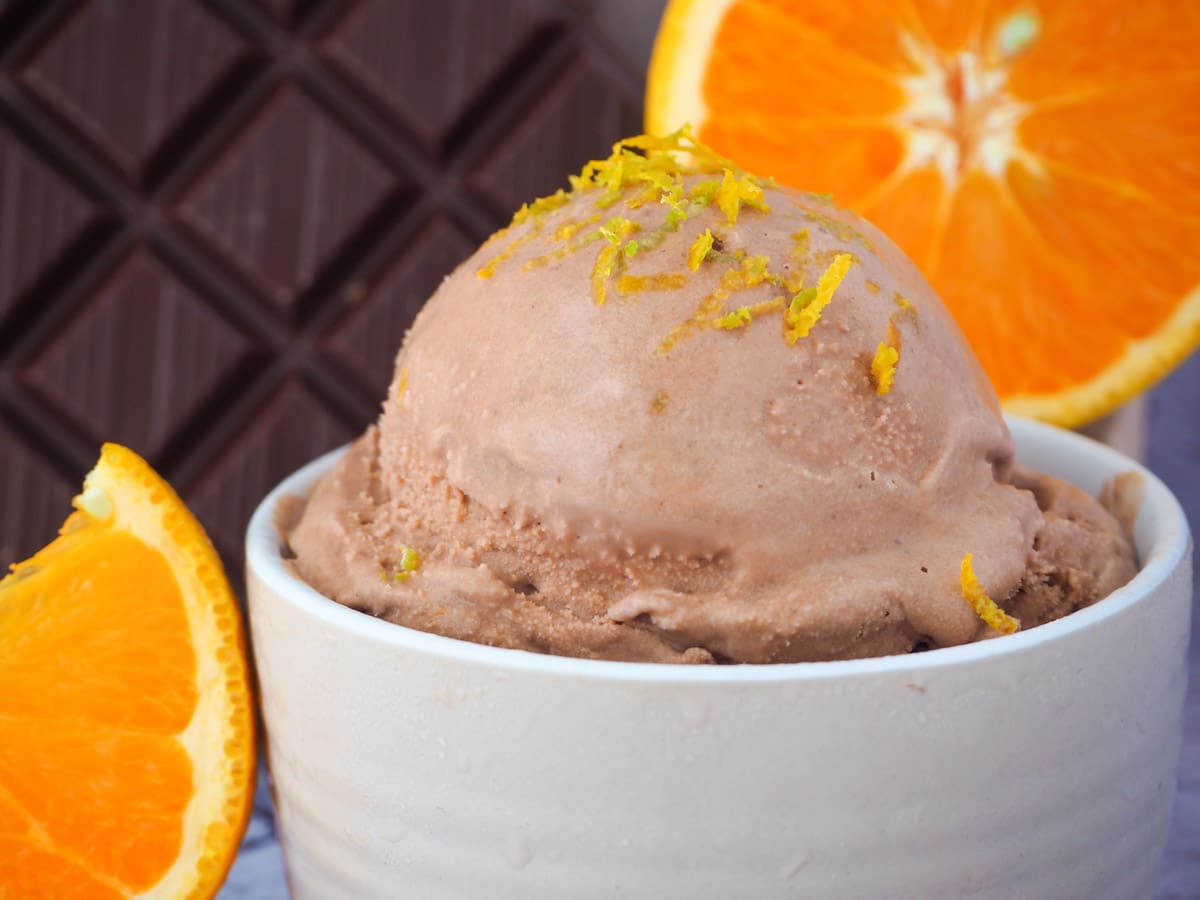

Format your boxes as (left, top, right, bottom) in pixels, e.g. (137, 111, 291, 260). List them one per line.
(0, 444, 254, 897)
(647, 0, 1200, 426)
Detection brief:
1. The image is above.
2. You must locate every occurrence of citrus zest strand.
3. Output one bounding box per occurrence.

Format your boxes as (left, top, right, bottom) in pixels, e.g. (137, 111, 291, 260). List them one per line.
(871, 320, 902, 395)
(784, 253, 854, 345)
(960, 553, 1020, 635)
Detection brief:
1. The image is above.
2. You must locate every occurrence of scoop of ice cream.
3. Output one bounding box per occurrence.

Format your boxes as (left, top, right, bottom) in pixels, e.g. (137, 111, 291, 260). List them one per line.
(288, 129, 1135, 663)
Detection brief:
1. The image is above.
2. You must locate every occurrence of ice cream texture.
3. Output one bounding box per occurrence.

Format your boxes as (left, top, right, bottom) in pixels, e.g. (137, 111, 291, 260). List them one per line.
(287, 128, 1136, 663)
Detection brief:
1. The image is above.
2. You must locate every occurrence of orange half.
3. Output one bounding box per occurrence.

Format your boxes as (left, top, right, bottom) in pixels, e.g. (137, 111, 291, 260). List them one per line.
(0, 444, 254, 897)
(647, 0, 1200, 426)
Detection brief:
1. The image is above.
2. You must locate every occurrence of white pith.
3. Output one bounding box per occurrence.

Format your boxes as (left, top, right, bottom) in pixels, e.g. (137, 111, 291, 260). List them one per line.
(895, 12, 1043, 184)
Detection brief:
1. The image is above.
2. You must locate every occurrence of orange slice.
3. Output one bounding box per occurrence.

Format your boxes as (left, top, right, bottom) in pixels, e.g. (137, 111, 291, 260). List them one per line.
(647, 0, 1200, 426)
(0, 444, 254, 897)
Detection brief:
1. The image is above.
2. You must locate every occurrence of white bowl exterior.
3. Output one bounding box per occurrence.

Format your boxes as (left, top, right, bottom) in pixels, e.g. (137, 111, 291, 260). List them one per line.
(247, 419, 1192, 899)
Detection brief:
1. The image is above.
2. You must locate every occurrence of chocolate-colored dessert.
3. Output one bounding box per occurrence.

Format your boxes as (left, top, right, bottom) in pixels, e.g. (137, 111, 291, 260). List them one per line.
(288, 130, 1135, 663)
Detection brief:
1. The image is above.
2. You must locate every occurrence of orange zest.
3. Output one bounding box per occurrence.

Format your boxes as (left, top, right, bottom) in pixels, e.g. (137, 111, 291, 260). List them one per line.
(783, 253, 854, 344)
(647, 0, 1200, 425)
(871, 343, 900, 395)
(394, 367, 410, 408)
(593, 217, 642, 306)
(616, 273, 690, 295)
(385, 545, 423, 583)
(0, 443, 254, 897)
(872, 319, 902, 394)
(960, 553, 1020, 635)
(715, 166, 770, 224)
(467, 126, 892, 382)
(688, 228, 716, 270)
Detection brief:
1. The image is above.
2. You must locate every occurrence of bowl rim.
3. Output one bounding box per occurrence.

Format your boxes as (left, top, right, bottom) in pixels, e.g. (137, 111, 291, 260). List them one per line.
(245, 416, 1191, 684)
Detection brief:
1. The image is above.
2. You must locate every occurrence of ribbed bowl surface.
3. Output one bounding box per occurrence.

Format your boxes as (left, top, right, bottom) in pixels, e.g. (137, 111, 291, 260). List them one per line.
(247, 418, 1192, 899)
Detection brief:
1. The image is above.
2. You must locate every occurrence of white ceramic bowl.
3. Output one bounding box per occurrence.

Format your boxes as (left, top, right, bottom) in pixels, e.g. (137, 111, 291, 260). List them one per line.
(246, 418, 1192, 900)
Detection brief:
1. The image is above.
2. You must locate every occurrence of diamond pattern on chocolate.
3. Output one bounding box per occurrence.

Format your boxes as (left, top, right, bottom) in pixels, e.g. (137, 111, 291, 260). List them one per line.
(467, 51, 641, 215)
(0, 425, 76, 568)
(19, 0, 245, 178)
(176, 89, 402, 311)
(22, 252, 255, 460)
(0, 137, 98, 324)
(323, 217, 478, 398)
(323, 0, 558, 154)
(0, 0, 646, 576)
(184, 380, 356, 565)
(0, 136, 98, 320)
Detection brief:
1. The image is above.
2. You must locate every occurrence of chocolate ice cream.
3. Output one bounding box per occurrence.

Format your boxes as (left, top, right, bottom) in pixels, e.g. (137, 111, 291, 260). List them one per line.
(287, 129, 1135, 663)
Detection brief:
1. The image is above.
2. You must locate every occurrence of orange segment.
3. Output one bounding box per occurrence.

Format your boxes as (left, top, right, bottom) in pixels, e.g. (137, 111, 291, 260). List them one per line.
(1, 530, 196, 729)
(703, 119, 907, 208)
(739, 0, 922, 74)
(0, 723, 193, 891)
(647, 0, 1200, 426)
(1018, 79, 1200, 222)
(1007, 1, 1200, 96)
(906, 0, 1008, 54)
(858, 164, 948, 270)
(0, 835, 125, 900)
(707, 3, 909, 117)
(0, 444, 254, 897)
(931, 169, 1101, 393)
